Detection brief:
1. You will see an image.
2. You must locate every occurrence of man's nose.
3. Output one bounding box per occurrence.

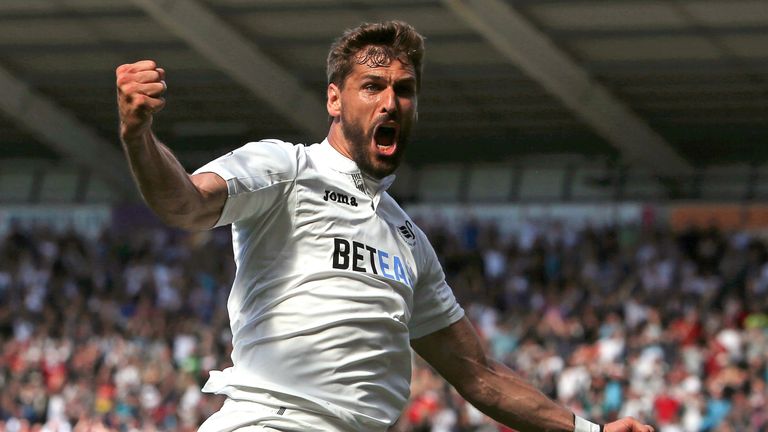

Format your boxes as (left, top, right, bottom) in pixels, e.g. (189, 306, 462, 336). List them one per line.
(379, 87, 397, 114)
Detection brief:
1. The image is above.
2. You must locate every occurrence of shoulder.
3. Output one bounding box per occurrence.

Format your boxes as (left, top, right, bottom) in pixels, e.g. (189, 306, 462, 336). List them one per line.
(241, 138, 302, 159)
(380, 193, 428, 248)
(231, 139, 308, 174)
(378, 193, 409, 222)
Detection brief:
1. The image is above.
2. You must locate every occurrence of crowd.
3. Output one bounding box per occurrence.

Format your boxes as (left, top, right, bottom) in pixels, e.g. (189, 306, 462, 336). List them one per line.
(0, 214, 767, 431)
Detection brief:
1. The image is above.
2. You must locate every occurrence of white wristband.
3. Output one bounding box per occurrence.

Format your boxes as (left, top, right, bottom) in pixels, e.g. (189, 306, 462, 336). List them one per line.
(574, 415, 602, 432)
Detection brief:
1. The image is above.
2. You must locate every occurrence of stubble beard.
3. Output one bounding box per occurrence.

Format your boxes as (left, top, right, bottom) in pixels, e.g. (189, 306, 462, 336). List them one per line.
(341, 113, 406, 179)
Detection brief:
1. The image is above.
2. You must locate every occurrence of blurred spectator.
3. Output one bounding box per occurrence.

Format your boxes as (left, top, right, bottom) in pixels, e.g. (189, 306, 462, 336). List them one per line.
(1, 219, 767, 431)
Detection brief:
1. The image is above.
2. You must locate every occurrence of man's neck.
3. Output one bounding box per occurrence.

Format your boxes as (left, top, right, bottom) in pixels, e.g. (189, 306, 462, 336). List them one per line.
(326, 123, 353, 161)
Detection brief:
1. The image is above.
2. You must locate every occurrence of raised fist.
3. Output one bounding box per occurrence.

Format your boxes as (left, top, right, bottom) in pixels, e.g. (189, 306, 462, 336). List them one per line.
(116, 60, 167, 141)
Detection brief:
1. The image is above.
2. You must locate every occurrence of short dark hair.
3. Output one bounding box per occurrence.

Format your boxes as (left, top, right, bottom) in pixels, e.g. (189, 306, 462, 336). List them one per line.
(327, 21, 425, 90)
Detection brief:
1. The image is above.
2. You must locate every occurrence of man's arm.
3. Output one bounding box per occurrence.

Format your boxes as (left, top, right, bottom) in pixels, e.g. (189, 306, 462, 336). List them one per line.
(116, 60, 226, 230)
(411, 317, 654, 432)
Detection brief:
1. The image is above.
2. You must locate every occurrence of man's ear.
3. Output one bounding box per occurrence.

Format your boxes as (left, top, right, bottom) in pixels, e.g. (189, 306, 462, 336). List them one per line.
(327, 83, 341, 117)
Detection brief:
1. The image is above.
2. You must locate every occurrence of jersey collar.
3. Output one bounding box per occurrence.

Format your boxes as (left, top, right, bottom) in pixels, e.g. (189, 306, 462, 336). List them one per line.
(319, 138, 396, 194)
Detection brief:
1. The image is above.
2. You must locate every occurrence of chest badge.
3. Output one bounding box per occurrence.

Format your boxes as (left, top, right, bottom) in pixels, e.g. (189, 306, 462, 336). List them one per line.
(351, 173, 366, 194)
(397, 220, 417, 247)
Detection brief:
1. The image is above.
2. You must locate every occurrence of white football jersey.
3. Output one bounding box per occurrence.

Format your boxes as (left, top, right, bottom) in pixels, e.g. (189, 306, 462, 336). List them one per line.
(194, 139, 464, 430)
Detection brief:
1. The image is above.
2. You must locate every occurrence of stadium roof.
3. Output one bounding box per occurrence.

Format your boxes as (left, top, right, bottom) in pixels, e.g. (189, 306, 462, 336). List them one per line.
(0, 0, 766, 199)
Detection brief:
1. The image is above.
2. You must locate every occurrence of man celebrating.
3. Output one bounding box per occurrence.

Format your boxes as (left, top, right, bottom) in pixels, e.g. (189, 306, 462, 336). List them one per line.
(116, 20, 653, 432)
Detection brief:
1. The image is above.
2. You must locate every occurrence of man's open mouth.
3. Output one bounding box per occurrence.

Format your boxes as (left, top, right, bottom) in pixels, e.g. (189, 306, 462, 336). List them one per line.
(374, 124, 398, 154)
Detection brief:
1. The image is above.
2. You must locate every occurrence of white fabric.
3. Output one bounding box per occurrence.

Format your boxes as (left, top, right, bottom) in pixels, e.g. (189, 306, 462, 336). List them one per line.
(194, 139, 464, 431)
(200, 397, 349, 432)
(574, 415, 601, 432)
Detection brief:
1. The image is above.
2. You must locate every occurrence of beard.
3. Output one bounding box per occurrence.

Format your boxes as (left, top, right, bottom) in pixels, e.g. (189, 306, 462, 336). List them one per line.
(340, 112, 409, 179)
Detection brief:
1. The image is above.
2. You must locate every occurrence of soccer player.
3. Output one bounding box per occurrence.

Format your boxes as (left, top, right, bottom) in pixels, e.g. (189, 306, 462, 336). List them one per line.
(116, 20, 654, 432)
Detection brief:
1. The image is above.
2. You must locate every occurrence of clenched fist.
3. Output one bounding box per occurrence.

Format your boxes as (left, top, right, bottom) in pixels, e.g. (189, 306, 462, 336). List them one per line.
(116, 60, 167, 141)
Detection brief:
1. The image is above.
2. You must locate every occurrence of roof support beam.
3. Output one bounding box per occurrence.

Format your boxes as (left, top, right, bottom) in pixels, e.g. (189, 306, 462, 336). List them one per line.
(443, 0, 694, 177)
(130, 0, 327, 139)
(0, 64, 135, 199)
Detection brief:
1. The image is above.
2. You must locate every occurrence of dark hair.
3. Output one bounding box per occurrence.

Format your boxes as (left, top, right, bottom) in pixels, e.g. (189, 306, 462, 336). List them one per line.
(327, 21, 425, 90)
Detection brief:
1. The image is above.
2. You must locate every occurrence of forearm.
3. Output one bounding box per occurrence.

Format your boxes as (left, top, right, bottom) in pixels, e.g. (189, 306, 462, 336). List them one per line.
(414, 317, 651, 432)
(121, 130, 209, 228)
(460, 358, 573, 432)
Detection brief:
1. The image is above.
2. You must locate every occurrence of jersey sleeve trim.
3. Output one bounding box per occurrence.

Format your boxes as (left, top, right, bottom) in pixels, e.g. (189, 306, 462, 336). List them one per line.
(193, 140, 301, 227)
(408, 305, 465, 340)
(213, 177, 297, 228)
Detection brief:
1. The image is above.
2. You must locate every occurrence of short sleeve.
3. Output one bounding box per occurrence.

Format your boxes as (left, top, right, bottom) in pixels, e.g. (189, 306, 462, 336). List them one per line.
(193, 139, 299, 227)
(408, 228, 465, 339)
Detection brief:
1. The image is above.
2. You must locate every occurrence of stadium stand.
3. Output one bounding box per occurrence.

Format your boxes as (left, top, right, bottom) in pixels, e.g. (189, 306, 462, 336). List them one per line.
(1, 217, 767, 431)
(1, 1, 767, 431)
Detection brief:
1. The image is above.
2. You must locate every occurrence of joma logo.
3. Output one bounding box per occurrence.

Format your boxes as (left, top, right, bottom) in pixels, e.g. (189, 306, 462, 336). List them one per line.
(324, 189, 358, 207)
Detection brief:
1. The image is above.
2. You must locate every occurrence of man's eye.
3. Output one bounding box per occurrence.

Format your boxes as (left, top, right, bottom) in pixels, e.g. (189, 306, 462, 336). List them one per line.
(364, 83, 379, 91)
(397, 86, 416, 97)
